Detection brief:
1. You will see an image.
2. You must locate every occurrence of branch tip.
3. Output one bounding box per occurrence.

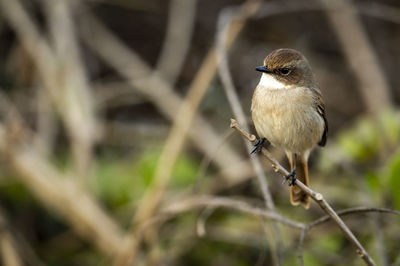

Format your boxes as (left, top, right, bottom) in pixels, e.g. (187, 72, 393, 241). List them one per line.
(229, 118, 237, 128)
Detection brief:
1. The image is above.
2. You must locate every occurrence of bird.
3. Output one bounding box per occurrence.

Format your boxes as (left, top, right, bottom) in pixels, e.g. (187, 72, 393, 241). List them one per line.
(251, 48, 327, 209)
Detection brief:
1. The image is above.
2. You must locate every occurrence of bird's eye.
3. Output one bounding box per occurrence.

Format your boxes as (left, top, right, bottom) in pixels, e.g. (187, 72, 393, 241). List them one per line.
(280, 68, 290, 75)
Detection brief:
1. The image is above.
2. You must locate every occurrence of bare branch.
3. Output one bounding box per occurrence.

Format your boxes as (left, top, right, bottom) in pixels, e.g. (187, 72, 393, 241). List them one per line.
(162, 196, 305, 229)
(79, 13, 251, 186)
(0, 0, 97, 184)
(42, 0, 97, 181)
(215, 3, 283, 264)
(196, 207, 216, 237)
(113, 0, 264, 264)
(156, 0, 197, 84)
(309, 207, 400, 229)
(319, 0, 392, 113)
(0, 207, 45, 266)
(230, 119, 377, 266)
(216, 3, 274, 211)
(298, 207, 400, 265)
(0, 94, 124, 258)
(0, 211, 23, 266)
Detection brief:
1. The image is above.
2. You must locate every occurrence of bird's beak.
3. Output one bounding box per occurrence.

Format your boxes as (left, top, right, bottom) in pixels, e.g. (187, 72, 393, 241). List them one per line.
(255, 66, 272, 73)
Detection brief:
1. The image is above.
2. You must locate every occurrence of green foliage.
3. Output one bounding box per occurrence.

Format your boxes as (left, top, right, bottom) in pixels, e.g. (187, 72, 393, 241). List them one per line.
(384, 150, 400, 209)
(336, 108, 400, 163)
(337, 118, 379, 162)
(313, 233, 342, 252)
(96, 148, 200, 209)
(363, 145, 400, 208)
(303, 252, 323, 266)
(96, 155, 143, 208)
(319, 108, 400, 169)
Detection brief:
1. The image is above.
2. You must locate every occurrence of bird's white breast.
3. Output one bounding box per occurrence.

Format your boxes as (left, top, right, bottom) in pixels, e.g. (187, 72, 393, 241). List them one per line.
(251, 75, 324, 154)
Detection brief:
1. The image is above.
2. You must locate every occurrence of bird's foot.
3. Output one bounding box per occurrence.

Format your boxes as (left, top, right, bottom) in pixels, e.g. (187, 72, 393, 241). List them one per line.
(251, 138, 266, 154)
(283, 169, 297, 186)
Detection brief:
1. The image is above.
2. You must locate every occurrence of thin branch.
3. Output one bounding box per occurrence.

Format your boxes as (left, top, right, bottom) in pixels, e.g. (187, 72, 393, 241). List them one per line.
(309, 207, 400, 229)
(79, 13, 250, 186)
(298, 207, 400, 265)
(0, 206, 45, 266)
(131, 0, 199, 228)
(155, 0, 197, 85)
(193, 128, 235, 192)
(298, 227, 307, 266)
(0, 211, 23, 266)
(216, 2, 274, 212)
(0, 94, 125, 258)
(162, 196, 305, 229)
(319, 0, 392, 113)
(216, 4, 283, 265)
(0, 0, 97, 181)
(196, 207, 216, 237)
(114, 0, 263, 264)
(42, 0, 97, 182)
(230, 119, 377, 266)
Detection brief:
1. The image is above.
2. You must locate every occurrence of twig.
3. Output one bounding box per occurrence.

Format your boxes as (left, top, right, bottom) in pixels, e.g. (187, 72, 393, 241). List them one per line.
(162, 196, 305, 229)
(34, 88, 57, 158)
(298, 207, 400, 265)
(0, 0, 97, 185)
(319, 0, 392, 113)
(0, 210, 23, 266)
(358, 2, 400, 24)
(230, 119, 377, 266)
(155, 0, 197, 85)
(216, 4, 282, 265)
(309, 207, 400, 229)
(79, 13, 249, 186)
(196, 207, 216, 237)
(0, 206, 45, 266)
(217, 2, 274, 212)
(114, 0, 264, 264)
(0, 96, 125, 258)
(193, 128, 235, 192)
(112, 0, 199, 264)
(41, 0, 97, 182)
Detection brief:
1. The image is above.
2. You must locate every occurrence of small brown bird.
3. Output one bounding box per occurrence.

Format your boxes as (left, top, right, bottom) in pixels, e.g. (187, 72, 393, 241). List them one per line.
(251, 48, 327, 209)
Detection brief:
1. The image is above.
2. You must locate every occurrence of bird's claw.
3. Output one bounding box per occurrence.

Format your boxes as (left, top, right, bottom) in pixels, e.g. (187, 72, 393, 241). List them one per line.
(283, 169, 297, 186)
(251, 138, 266, 154)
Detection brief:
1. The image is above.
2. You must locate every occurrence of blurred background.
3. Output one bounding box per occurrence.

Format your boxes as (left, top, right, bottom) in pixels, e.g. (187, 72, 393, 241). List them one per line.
(0, 0, 400, 265)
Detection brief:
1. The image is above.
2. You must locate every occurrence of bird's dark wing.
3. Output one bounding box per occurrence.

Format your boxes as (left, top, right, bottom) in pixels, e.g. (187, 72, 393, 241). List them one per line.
(312, 88, 328, 146)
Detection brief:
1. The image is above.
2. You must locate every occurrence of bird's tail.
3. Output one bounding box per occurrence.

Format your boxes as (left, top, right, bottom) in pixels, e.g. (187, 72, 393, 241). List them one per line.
(288, 153, 310, 209)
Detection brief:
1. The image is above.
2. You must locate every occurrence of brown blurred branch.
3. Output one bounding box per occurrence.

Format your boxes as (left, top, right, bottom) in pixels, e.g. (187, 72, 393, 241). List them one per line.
(156, 0, 197, 85)
(319, 0, 392, 113)
(216, 4, 282, 265)
(298, 207, 400, 266)
(160, 194, 399, 266)
(0, 91, 125, 258)
(41, 0, 97, 181)
(358, 2, 400, 24)
(79, 13, 251, 186)
(216, 0, 274, 212)
(0, 129, 125, 257)
(1, 140, 125, 256)
(0, 207, 45, 266)
(162, 196, 305, 229)
(126, 0, 198, 263)
(230, 119, 377, 266)
(0, 211, 23, 266)
(113, 0, 264, 264)
(0, 0, 97, 184)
